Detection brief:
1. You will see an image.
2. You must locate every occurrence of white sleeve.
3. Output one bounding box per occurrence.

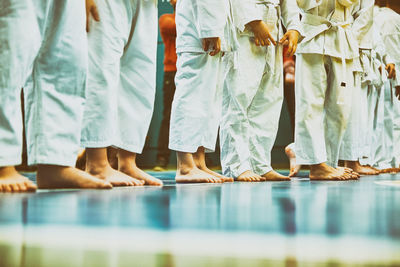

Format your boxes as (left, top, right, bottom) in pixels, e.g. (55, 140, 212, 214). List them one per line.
(281, 0, 302, 34)
(351, 0, 374, 49)
(231, 0, 263, 32)
(194, 0, 227, 39)
(296, 0, 321, 11)
(383, 34, 400, 64)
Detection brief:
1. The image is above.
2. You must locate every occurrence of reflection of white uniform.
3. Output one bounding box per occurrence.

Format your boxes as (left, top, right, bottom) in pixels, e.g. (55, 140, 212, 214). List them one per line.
(81, 0, 158, 154)
(220, 0, 301, 178)
(294, 0, 370, 167)
(0, 0, 87, 167)
(169, 0, 232, 153)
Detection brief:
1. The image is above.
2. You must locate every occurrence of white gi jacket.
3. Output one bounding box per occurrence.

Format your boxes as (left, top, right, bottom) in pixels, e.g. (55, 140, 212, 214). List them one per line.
(296, 0, 373, 59)
(176, 0, 237, 54)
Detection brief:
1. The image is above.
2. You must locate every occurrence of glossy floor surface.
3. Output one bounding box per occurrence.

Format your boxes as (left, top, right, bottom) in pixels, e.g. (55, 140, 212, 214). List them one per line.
(0, 171, 400, 267)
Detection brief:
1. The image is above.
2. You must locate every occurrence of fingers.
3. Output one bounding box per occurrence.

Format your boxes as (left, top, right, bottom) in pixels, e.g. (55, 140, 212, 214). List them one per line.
(287, 40, 294, 57)
(86, 1, 100, 32)
(86, 9, 90, 32)
(267, 31, 276, 46)
(288, 42, 298, 57)
(386, 65, 396, 79)
(209, 39, 221, 56)
(280, 33, 297, 57)
(202, 39, 209, 52)
(279, 34, 288, 45)
(91, 4, 100, 22)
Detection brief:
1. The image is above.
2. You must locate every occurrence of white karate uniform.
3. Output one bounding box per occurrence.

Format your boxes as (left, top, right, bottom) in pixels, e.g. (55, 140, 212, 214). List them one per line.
(169, 0, 233, 153)
(369, 7, 400, 169)
(219, 0, 301, 178)
(81, 0, 158, 154)
(294, 0, 370, 167)
(376, 7, 400, 168)
(338, 0, 374, 162)
(0, 0, 87, 167)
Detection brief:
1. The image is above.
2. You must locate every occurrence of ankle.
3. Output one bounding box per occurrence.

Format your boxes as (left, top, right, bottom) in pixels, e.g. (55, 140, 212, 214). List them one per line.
(310, 163, 326, 171)
(118, 163, 138, 173)
(37, 164, 69, 172)
(178, 163, 196, 175)
(86, 160, 110, 174)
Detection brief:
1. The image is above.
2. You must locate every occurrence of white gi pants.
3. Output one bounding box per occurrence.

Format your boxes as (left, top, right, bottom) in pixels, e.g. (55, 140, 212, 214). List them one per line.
(219, 35, 283, 178)
(339, 73, 366, 161)
(295, 54, 354, 167)
(169, 52, 224, 153)
(0, 0, 87, 167)
(81, 0, 158, 154)
(374, 81, 395, 169)
(392, 99, 400, 167)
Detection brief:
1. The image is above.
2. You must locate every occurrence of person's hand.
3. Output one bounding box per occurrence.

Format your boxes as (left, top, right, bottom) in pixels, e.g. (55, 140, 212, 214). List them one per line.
(386, 63, 396, 79)
(279, 30, 300, 57)
(247, 20, 276, 46)
(396, 86, 400, 101)
(86, 0, 100, 32)
(202, 37, 221, 56)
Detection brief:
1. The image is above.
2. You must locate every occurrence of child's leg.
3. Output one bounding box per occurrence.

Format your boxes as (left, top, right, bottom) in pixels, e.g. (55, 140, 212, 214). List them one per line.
(295, 54, 353, 180)
(175, 151, 222, 183)
(392, 99, 400, 167)
(0, 0, 41, 192)
(340, 74, 379, 175)
(374, 81, 395, 170)
(192, 147, 233, 182)
(246, 44, 289, 181)
(169, 52, 224, 183)
(26, 0, 112, 189)
(80, 0, 144, 186)
(116, 0, 162, 185)
(219, 37, 266, 182)
(323, 57, 359, 179)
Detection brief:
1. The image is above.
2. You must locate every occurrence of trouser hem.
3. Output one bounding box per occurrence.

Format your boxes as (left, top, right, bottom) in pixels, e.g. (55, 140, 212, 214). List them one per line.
(0, 157, 23, 167)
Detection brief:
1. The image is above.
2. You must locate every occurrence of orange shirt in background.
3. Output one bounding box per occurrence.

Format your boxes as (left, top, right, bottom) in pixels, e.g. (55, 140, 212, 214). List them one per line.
(159, 13, 177, 72)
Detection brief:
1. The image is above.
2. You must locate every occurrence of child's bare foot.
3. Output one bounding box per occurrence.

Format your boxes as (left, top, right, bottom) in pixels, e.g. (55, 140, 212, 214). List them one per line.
(36, 165, 112, 189)
(176, 167, 223, 183)
(236, 170, 261, 182)
(262, 170, 290, 181)
(117, 149, 162, 186)
(196, 166, 233, 182)
(310, 163, 354, 181)
(344, 161, 380, 175)
(85, 148, 143, 186)
(86, 163, 143, 186)
(120, 165, 163, 186)
(0, 167, 37, 193)
(337, 167, 360, 179)
(192, 147, 233, 182)
(285, 144, 301, 177)
(379, 168, 400, 174)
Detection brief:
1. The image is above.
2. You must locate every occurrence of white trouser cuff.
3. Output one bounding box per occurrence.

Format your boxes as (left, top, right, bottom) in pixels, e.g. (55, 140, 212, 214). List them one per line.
(81, 140, 114, 149)
(28, 153, 77, 167)
(257, 166, 273, 176)
(230, 163, 253, 179)
(114, 142, 143, 154)
(296, 154, 327, 166)
(169, 144, 215, 154)
(0, 156, 22, 167)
